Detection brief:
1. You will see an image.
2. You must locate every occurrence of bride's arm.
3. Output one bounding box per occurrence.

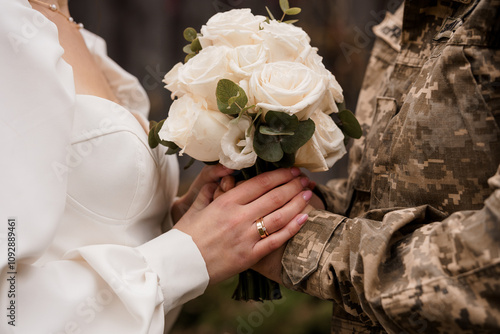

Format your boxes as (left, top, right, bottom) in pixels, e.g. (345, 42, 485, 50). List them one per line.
(1, 3, 310, 334)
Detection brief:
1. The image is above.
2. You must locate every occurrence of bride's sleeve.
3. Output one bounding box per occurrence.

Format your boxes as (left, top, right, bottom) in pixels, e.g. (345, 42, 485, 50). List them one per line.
(0, 2, 208, 333)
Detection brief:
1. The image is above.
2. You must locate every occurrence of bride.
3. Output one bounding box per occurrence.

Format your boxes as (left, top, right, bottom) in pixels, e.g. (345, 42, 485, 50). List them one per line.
(0, 1, 313, 332)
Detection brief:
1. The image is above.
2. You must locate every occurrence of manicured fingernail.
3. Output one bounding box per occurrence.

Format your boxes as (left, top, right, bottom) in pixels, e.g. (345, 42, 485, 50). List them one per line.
(291, 167, 301, 177)
(302, 190, 313, 201)
(301, 177, 310, 188)
(296, 214, 308, 226)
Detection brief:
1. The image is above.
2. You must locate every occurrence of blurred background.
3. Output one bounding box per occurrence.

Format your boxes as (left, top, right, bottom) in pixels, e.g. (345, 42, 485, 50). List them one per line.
(71, 0, 401, 333)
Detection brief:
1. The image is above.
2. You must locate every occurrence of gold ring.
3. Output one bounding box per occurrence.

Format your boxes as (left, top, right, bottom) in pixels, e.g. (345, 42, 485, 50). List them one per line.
(256, 217, 269, 239)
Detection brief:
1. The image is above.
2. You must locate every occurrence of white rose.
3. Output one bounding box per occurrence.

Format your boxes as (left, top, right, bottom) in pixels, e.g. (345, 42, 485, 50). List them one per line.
(259, 20, 312, 62)
(228, 44, 269, 80)
(295, 110, 346, 172)
(219, 116, 257, 170)
(163, 62, 184, 99)
(199, 9, 266, 48)
(304, 50, 344, 114)
(163, 46, 235, 110)
(158, 94, 231, 162)
(249, 61, 327, 120)
(321, 72, 344, 114)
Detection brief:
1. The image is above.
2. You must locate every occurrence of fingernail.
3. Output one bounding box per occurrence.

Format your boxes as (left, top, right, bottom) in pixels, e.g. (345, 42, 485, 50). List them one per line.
(302, 190, 313, 201)
(300, 177, 310, 188)
(220, 178, 227, 192)
(296, 214, 308, 226)
(291, 167, 301, 177)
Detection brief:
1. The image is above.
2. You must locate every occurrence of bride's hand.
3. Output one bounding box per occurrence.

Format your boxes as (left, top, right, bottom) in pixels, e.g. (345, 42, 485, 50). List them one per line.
(174, 168, 312, 285)
(171, 164, 233, 223)
(252, 204, 315, 283)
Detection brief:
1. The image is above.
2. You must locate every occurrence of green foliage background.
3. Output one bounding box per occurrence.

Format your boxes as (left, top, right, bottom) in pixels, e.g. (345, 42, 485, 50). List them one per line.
(172, 277, 332, 334)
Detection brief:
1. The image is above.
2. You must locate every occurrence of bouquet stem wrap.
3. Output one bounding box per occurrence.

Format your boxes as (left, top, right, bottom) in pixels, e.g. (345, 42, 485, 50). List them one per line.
(233, 269, 281, 301)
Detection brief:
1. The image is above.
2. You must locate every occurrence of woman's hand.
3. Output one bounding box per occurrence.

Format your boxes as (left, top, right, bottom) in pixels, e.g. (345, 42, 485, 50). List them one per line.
(174, 168, 312, 285)
(252, 204, 315, 283)
(171, 164, 233, 223)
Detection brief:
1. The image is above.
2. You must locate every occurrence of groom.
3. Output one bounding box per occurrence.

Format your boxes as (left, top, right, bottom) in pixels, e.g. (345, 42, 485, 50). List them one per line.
(257, 0, 500, 332)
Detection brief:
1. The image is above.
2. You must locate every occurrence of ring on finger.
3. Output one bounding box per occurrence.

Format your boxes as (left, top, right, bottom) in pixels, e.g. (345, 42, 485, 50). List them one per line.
(256, 217, 270, 239)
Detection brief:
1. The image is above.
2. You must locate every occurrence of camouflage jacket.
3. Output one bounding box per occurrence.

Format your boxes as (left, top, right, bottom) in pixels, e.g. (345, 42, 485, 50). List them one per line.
(282, 0, 500, 333)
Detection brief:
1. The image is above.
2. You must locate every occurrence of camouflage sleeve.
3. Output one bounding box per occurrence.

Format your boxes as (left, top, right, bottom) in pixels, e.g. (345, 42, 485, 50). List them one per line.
(314, 178, 349, 214)
(282, 165, 500, 332)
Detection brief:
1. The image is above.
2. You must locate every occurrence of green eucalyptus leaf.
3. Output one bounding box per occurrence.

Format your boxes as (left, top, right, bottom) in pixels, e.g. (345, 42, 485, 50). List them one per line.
(285, 7, 301, 15)
(184, 158, 195, 170)
(165, 146, 180, 155)
(253, 130, 283, 162)
(279, 0, 290, 12)
(259, 125, 294, 136)
(184, 53, 196, 63)
(241, 105, 255, 114)
(216, 79, 248, 115)
(280, 118, 315, 154)
(190, 38, 202, 53)
(265, 6, 276, 20)
(148, 119, 164, 148)
(182, 44, 192, 54)
(148, 128, 159, 148)
(149, 120, 182, 153)
(227, 95, 239, 107)
(265, 110, 299, 133)
(284, 19, 299, 24)
(183, 27, 197, 42)
(274, 152, 295, 168)
(336, 102, 346, 112)
(339, 109, 362, 139)
(149, 120, 158, 130)
(162, 140, 180, 151)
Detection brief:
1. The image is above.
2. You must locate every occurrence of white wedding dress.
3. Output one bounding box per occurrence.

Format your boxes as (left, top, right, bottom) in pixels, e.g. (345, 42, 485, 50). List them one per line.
(0, 1, 209, 333)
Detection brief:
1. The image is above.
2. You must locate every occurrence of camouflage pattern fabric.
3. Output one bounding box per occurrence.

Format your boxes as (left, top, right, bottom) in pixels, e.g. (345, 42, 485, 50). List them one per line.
(282, 0, 500, 332)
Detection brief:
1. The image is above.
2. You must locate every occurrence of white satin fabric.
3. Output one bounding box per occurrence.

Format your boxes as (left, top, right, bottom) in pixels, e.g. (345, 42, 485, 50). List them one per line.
(0, 1, 209, 333)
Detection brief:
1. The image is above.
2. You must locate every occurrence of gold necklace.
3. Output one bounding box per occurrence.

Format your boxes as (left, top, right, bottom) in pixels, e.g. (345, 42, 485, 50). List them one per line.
(28, 0, 84, 29)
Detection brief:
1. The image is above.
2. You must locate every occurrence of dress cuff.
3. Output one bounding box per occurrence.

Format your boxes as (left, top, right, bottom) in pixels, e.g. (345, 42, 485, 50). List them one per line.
(137, 229, 209, 313)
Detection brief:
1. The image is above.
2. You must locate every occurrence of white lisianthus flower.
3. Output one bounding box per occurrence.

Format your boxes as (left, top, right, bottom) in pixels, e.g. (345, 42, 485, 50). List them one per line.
(294, 110, 346, 172)
(199, 9, 266, 48)
(259, 20, 312, 62)
(228, 44, 269, 80)
(163, 46, 235, 110)
(219, 116, 257, 170)
(249, 61, 326, 120)
(158, 94, 230, 162)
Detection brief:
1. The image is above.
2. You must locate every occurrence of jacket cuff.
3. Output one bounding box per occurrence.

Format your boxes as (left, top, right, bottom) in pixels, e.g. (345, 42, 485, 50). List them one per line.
(137, 229, 209, 314)
(281, 210, 346, 288)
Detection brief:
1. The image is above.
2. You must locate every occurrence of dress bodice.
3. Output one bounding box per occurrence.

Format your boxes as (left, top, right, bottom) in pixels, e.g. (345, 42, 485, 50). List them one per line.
(37, 30, 179, 262)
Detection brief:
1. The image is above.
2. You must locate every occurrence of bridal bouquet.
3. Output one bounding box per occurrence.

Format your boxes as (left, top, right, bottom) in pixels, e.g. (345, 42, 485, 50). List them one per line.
(149, 0, 361, 301)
